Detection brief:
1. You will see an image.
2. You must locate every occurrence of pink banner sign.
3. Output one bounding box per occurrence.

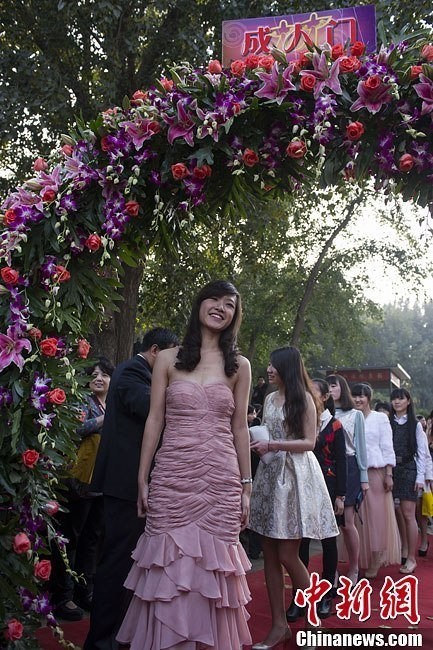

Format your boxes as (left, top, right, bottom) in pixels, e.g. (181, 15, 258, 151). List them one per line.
(222, 5, 376, 66)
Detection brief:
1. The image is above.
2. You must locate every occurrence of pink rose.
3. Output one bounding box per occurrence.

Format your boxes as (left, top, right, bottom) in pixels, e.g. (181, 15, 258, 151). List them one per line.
(33, 157, 48, 172)
(28, 327, 42, 340)
(61, 144, 73, 156)
(398, 153, 414, 172)
(339, 56, 361, 73)
(331, 44, 344, 60)
(258, 55, 274, 71)
(421, 44, 433, 62)
(85, 234, 102, 251)
(245, 54, 260, 70)
(13, 532, 31, 554)
(42, 188, 56, 202)
(171, 163, 189, 180)
(132, 89, 147, 102)
(3, 209, 18, 226)
(207, 59, 222, 74)
(300, 74, 316, 92)
(125, 200, 140, 217)
(43, 500, 59, 515)
(4, 619, 24, 641)
(22, 449, 40, 468)
(77, 338, 91, 359)
(230, 59, 246, 77)
(40, 337, 59, 357)
(286, 140, 307, 159)
(192, 164, 212, 180)
(54, 265, 71, 283)
(34, 559, 52, 581)
(160, 77, 174, 91)
(351, 41, 365, 56)
(410, 65, 423, 80)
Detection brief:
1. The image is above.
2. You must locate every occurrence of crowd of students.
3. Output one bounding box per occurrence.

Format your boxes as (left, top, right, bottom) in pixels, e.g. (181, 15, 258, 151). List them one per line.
(47, 279, 433, 650)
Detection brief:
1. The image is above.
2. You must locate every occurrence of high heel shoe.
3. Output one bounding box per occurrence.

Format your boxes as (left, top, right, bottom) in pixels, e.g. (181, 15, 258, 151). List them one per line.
(285, 600, 306, 621)
(252, 628, 292, 649)
(399, 559, 417, 574)
(418, 542, 429, 557)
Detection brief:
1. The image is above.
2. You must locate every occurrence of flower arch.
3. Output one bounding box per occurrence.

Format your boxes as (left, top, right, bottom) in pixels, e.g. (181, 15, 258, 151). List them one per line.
(0, 34, 432, 643)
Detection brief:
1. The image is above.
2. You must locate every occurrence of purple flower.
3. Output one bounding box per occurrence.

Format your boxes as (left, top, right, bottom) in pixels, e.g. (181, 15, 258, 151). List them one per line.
(37, 412, 56, 428)
(351, 75, 393, 113)
(163, 99, 196, 146)
(120, 117, 161, 150)
(414, 74, 433, 115)
(255, 62, 295, 105)
(300, 52, 342, 99)
(0, 327, 32, 371)
(0, 386, 13, 407)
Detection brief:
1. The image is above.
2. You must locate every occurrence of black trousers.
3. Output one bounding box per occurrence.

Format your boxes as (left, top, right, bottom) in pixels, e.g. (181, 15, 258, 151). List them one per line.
(83, 496, 145, 650)
(299, 536, 338, 587)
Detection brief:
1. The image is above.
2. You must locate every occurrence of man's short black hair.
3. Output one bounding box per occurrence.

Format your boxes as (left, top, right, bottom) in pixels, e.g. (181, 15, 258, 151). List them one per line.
(141, 327, 179, 352)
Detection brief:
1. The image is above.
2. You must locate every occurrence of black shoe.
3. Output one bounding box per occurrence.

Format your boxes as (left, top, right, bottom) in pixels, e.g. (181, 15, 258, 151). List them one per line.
(401, 556, 407, 565)
(418, 542, 429, 557)
(286, 601, 306, 622)
(74, 592, 92, 611)
(317, 596, 333, 619)
(54, 601, 84, 621)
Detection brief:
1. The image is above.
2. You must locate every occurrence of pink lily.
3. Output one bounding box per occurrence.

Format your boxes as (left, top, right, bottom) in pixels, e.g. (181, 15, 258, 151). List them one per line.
(300, 52, 342, 99)
(162, 100, 196, 147)
(255, 62, 295, 105)
(0, 327, 32, 372)
(350, 75, 393, 114)
(414, 74, 433, 115)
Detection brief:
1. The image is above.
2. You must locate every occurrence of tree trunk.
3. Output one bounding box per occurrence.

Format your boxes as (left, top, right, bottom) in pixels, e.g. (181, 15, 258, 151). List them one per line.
(290, 194, 364, 347)
(88, 263, 143, 365)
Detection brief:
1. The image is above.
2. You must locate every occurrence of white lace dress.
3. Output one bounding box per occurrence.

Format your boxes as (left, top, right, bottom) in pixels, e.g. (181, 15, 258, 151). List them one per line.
(249, 392, 339, 540)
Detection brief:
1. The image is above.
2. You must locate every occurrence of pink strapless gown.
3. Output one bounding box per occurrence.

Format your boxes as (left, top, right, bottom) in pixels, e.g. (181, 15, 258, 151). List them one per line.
(116, 380, 252, 649)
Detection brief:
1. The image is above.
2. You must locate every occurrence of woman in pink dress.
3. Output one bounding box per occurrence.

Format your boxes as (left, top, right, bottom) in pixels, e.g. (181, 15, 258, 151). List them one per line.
(117, 280, 252, 649)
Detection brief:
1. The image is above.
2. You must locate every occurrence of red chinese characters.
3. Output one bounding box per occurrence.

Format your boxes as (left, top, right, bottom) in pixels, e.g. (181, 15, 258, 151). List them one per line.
(294, 572, 332, 627)
(380, 575, 420, 625)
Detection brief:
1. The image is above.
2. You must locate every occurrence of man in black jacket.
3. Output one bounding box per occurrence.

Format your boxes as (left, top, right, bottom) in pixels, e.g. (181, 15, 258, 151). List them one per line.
(84, 327, 178, 650)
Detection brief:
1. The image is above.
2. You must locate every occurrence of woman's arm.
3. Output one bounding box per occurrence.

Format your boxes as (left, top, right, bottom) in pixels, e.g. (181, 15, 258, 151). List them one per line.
(354, 410, 369, 486)
(137, 350, 171, 516)
(415, 422, 432, 488)
(266, 392, 317, 453)
(232, 356, 252, 530)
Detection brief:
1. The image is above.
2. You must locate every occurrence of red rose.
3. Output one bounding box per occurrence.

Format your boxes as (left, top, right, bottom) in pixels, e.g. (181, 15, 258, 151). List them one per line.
(43, 500, 59, 515)
(33, 157, 48, 172)
(232, 102, 241, 114)
(61, 144, 73, 156)
(22, 449, 40, 468)
(125, 200, 140, 217)
(40, 337, 59, 357)
(245, 54, 260, 70)
(54, 265, 71, 283)
(0, 267, 19, 285)
(207, 59, 222, 74)
(242, 149, 259, 167)
(421, 44, 433, 62)
(28, 327, 42, 340)
(398, 153, 414, 172)
(300, 74, 316, 92)
(258, 55, 274, 71)
(364, 74, 381, 90)
(13, 532, 31, 554)
(77, 338, 91, 359)
(339, 56, 361, 73)
(230, 59, 246, 77)
(147, 120, 160, 136)
(47, 388, 67, 405)
(351, 41, 365, 56)
(410, 65, 423, 80)
(346, 121, 365, 141)
(100, 136, 110, 151)
(4, 619, 24, 641)
(160, 77, 174, 91)
(3, 208, 18, 226)
(34, 559, 52, 581)
(286, 140, 307, 159)
(85, 234, 102, 251)
(132, 89, 147, 101)
(331, 44, 344, 60)
(171, 163, 189, 180)
(192, 164, 212, 180)
(42, 188, 56, 202)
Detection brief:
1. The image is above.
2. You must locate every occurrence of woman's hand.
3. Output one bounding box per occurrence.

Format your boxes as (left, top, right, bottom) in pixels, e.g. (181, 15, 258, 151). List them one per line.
(361, 481, 369, 494)
(240, 488, 251, 530)
(384, 474, 393, 492)
(415, 481, 424, 493)
(334, 496, 345, 516)
(250, 440, 271, 457)
(137, 482, 149, 518)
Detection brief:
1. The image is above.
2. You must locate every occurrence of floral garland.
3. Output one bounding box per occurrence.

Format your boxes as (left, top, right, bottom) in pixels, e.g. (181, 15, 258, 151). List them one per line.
(0, 34, 432, 643)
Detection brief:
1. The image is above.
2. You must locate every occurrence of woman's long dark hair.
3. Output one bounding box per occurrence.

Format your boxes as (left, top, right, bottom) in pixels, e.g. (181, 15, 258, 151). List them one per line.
(175, 280, 242, 377)
(327, 373, 355, 411)
(390, 387, 417, 457)
(270, 346, 319, 439)
(312, 378, 335, 416)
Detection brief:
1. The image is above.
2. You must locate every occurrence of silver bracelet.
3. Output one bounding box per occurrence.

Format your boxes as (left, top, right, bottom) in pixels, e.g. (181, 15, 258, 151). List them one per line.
(240, 477, 253, 484)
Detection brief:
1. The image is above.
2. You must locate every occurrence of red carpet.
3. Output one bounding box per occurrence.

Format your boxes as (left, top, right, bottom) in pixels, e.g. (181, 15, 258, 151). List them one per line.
(36, 553, 433, 649)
